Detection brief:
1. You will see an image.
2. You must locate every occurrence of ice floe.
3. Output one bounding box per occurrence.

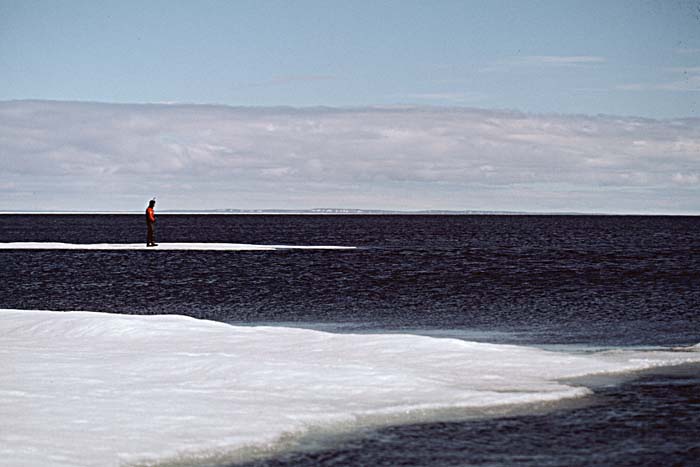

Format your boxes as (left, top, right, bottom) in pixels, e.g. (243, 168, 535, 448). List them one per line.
(1, 309, 698, 466)
(0, 242, 355, 251)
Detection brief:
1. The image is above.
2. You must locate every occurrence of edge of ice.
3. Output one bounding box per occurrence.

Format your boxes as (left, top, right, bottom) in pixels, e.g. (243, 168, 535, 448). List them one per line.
(0, 242, 355, 251)
(1, 309, 698, 467)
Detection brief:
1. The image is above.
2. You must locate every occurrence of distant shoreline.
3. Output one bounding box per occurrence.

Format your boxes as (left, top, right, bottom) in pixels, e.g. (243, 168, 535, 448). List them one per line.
(0, 210, 696, 216)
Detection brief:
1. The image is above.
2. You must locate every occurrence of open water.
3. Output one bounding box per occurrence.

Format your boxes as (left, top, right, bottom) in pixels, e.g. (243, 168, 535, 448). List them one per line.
(1, 214, 699, 465)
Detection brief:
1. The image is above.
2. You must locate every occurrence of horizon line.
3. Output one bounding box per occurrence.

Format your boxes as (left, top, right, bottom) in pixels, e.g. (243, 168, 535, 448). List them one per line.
(4, 98, 699, 122)
(0, 209, 697, 216)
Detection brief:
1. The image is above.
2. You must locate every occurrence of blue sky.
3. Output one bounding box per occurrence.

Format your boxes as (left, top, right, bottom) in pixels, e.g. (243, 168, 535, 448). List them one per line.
(1, 1, 699, 213)
(2, 0, 699, 117)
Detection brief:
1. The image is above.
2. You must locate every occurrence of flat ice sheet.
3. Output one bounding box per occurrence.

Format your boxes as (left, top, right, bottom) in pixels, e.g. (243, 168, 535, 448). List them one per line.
(0, 242, 355, 251)
(1, 309, 698, 467)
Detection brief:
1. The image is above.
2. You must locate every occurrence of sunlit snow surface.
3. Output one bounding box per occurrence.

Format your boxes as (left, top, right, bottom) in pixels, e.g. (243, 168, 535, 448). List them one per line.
(1, 310, 699, 467)
(0, 242, 355, 251)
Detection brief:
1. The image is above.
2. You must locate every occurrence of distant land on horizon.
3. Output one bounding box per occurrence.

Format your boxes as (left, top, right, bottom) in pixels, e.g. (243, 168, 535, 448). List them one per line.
(204, 208, 571, 215)
(1, 208, 694, 216)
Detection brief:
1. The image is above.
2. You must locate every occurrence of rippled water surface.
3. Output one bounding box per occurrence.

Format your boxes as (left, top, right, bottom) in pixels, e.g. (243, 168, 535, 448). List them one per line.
(1, 214, 698, 345)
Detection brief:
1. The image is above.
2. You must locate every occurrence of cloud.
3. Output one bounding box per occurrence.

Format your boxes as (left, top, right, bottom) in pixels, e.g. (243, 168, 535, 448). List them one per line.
(0, 100, 699, 213)
(480, 55, 606, 72)
(401, 92, 487, 104)
(522, 55, 606, 65)
(675, 48, 700, 56)
(240, 75, 337, 88)
(617, 67, 700, 92)
(672, 172, 699, 185)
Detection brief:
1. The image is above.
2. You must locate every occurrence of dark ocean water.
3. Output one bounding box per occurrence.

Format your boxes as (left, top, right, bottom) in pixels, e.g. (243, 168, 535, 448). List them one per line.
(1, 214, 699, 465)
(1, 214, 698, 345)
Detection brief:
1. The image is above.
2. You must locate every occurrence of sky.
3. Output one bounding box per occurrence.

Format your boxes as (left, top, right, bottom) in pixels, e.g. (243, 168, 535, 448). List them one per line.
(1, 0, 699, 213)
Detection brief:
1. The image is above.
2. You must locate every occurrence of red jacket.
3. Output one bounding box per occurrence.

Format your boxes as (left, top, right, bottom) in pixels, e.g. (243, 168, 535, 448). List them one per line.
(146, 207, 155, 223)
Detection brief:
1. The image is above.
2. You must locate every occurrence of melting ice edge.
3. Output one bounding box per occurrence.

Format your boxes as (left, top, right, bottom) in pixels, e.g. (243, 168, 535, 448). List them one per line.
(1, 309, 698, 466)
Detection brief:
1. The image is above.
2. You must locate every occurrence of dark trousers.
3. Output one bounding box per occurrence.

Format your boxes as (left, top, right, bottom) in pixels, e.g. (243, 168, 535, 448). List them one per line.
(146, 222, 155, 245)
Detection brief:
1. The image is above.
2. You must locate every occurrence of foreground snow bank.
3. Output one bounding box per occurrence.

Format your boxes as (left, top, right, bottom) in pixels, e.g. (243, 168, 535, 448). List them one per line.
(0, 242, 355, 251)
(1, 310, 698, 467)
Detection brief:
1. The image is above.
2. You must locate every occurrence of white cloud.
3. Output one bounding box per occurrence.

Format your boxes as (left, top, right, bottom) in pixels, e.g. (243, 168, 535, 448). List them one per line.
(401, 92, 487, 104)
(675, 48, 700, 56)
(0, 100, 698, 213)
(617, 67, 700, 92)
(672, 172, 699, 185)
(523, 55, 606, 65)
(480, 55, 606, 72)
(246, 75, 337, 87)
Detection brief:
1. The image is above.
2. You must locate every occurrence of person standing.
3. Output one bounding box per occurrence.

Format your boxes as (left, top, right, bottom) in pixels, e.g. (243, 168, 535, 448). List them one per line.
(146, 199, 157, 247)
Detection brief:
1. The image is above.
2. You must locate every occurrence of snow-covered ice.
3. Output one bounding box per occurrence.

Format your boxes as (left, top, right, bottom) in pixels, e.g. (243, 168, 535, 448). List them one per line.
(0, 242, 355, 251)
(1, 309, 698, 467)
